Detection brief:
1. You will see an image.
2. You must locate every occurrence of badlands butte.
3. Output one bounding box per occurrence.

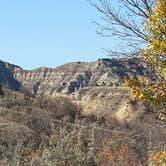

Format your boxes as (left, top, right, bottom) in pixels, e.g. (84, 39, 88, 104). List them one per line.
(0, 57, 166, 165)
(0, 57, 164, 122)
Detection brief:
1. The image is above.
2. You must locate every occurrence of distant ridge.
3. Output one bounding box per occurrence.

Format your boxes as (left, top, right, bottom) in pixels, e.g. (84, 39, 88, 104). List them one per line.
(0, 57, 156, 96)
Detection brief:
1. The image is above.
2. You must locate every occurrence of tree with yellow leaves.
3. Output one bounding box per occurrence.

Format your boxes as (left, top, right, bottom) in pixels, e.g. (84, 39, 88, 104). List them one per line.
(125, 0, 166, 108)
(93, 0, 166, 109)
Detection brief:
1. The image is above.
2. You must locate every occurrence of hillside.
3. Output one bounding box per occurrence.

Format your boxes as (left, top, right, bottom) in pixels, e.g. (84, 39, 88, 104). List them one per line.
(0, 57, 156, 96)
(13, 57, 156, 96)
(0, 58, 166, 165)
(0, 60, 22, 91)
(1, 58, 164, 121)
(0, 87, 165, 165)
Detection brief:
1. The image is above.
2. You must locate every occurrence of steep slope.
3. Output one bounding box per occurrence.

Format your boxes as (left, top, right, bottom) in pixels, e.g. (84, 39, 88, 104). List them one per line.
(0, 84, 165, 165)
(0, 59, 166, 165)
(0, 58, 159, 122)
(13, 57, 155, 96)
(0, 60, 22, 91)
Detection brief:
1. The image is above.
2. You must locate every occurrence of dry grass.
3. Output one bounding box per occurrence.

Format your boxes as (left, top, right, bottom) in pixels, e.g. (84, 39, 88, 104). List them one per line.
(0, 90, 165, 165)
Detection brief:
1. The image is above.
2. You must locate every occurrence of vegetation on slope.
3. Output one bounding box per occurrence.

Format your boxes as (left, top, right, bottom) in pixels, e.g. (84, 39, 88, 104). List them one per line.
(0, 88, 165, 165)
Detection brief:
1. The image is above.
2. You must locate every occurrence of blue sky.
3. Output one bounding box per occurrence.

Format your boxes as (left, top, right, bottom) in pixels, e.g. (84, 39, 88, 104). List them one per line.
(0, 0, 118, 69)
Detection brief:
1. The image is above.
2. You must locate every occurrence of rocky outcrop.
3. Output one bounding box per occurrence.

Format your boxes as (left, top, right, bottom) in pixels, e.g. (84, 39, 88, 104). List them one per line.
(0, 60, 22, 91)
(9, 57, 155, 96)
(0, 58, 161, 122)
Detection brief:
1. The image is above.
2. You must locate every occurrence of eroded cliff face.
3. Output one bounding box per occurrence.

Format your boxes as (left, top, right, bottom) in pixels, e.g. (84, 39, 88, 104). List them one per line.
(0, 58, 161, 122)
(12, 57, 155, 96)
(0, 59, 165, 165)
(0, 60, 22, 91)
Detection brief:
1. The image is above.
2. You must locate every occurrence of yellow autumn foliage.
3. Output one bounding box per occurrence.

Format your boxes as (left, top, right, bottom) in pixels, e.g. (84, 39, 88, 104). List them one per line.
(125, 0, 166, 108)
(151, 151, 166, 165)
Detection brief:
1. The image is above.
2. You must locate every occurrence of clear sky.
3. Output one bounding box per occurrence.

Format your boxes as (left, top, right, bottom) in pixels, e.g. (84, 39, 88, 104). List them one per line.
(0, 0, 118, 69)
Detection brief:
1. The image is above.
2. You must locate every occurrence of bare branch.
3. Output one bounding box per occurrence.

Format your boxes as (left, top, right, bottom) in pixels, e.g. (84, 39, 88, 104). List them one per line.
(89, 0, 155, 56)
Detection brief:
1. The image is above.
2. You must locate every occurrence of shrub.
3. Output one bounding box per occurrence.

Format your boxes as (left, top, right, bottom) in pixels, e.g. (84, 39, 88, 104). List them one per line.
(23, 108, 52, 136)
(33, 96, 80, 123)
(0, 123, 35, 161)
